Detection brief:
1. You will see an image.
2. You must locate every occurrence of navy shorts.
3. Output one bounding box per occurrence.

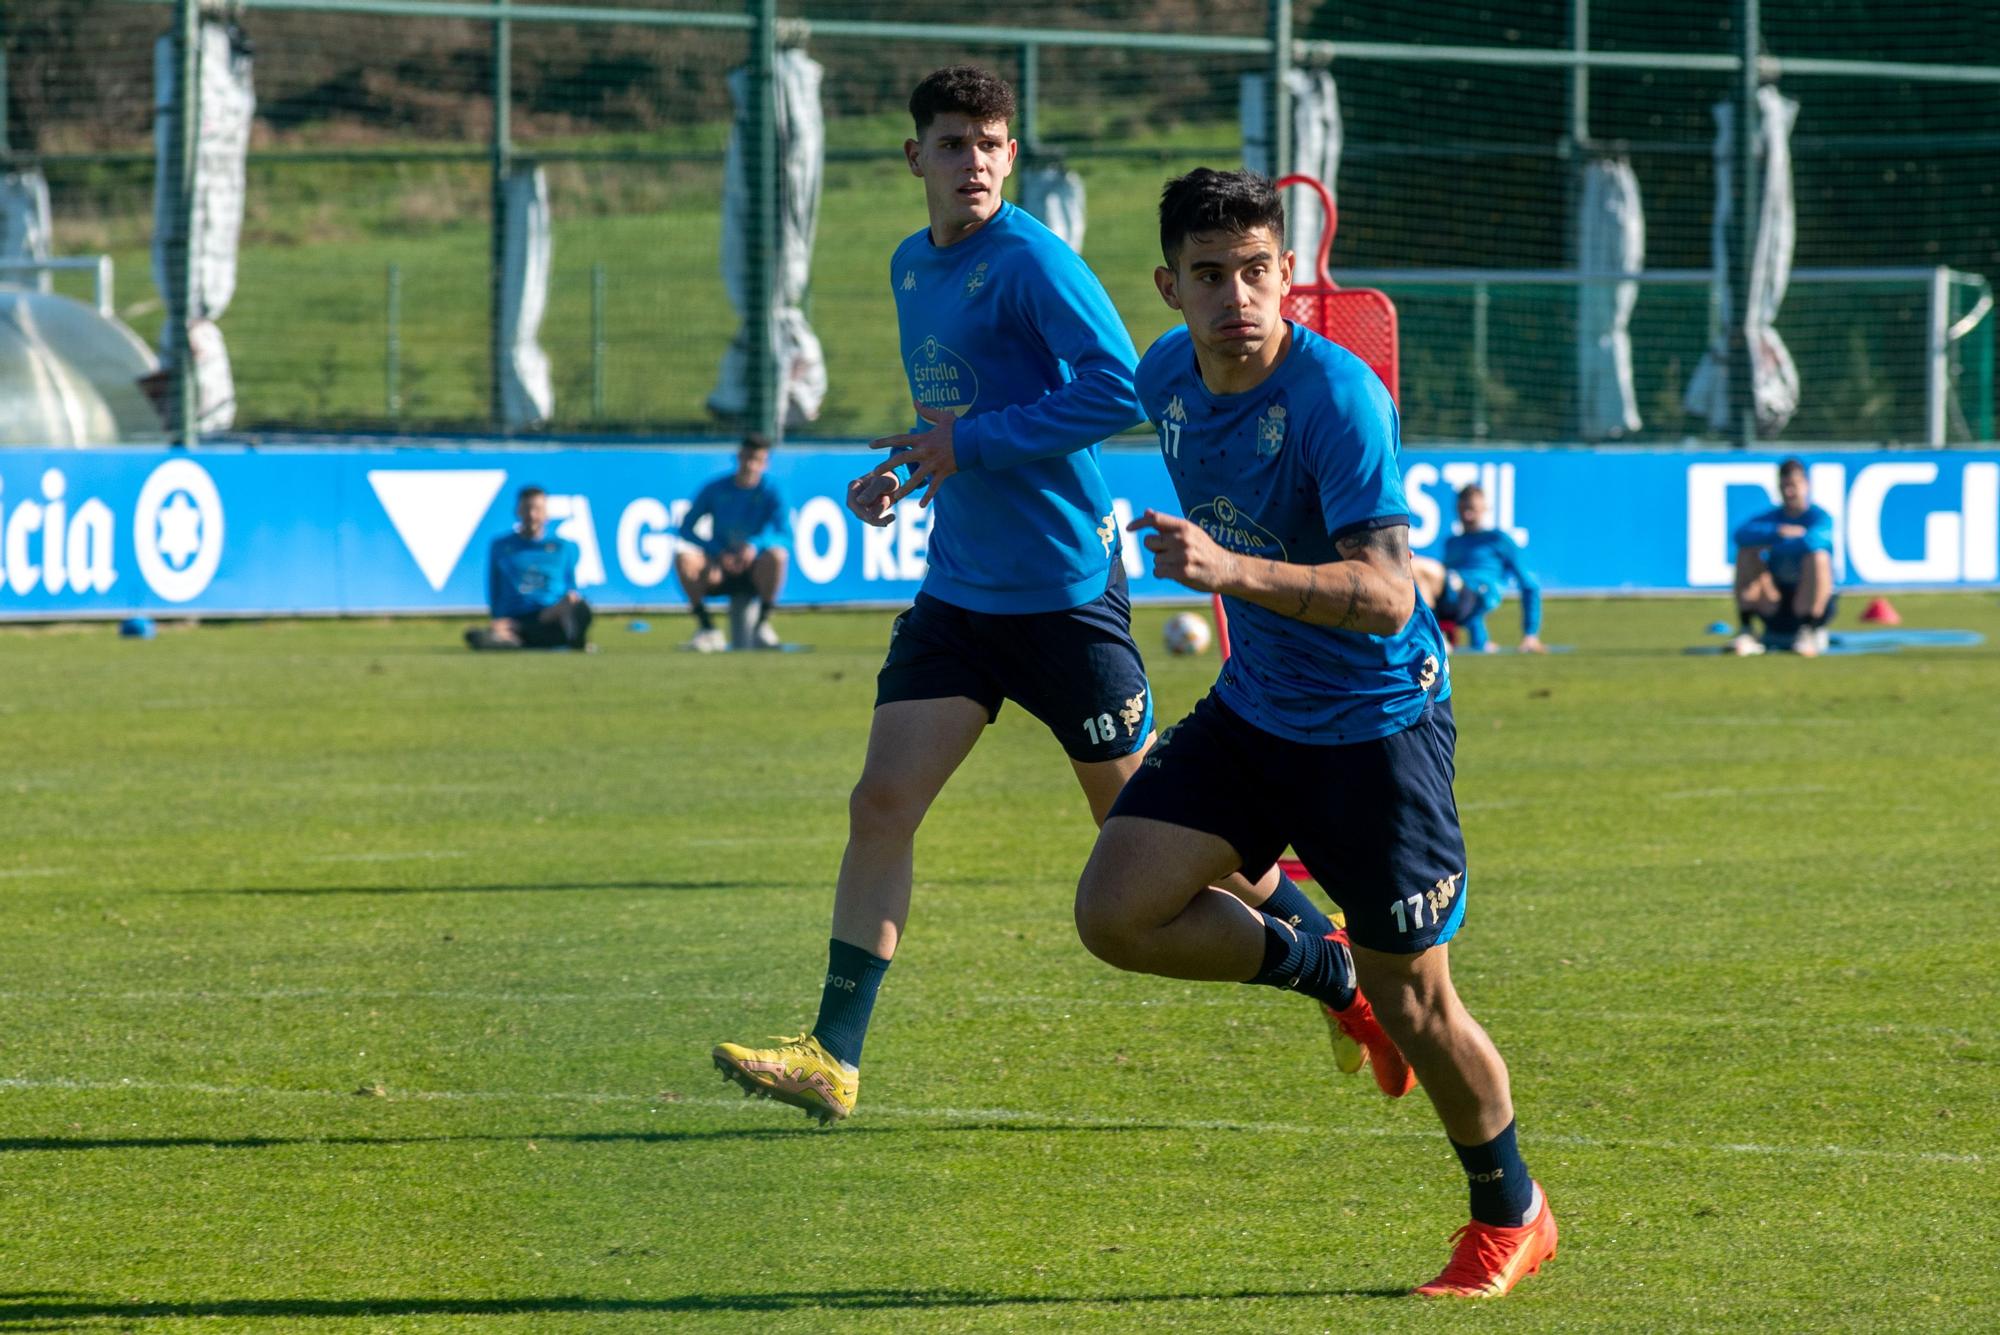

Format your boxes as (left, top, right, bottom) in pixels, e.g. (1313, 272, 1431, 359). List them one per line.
(1765, 583, 1839, 634)
(1440, 576, 1486, 626)
(876, 564, 1153, 764)
(1108, 691, 1468, 954)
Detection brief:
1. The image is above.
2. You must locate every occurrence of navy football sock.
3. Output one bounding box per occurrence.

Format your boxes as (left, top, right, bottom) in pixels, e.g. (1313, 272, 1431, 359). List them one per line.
(1257, 875, 1334, 938)
(810, 939, 890, 1069)
(1248, 916, 1356, 1010)
(693, 604, 715, 631)
(1450, 1119, 1537, 1226)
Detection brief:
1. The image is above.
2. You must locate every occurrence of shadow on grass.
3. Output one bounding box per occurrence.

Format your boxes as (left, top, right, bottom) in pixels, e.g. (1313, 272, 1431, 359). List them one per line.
(176, 879, 774, 896)
(0, 1121, 1209, 1154)
(0, 1285, 1409, 1323)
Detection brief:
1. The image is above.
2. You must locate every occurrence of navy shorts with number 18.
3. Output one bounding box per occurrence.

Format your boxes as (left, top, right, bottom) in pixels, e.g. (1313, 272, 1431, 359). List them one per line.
(1108, 688, 1469, 954)
(876, 562, 1154, 764)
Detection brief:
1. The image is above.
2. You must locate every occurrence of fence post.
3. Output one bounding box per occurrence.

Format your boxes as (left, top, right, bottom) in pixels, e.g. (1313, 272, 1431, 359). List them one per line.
(1267, 0, 1292, 180)
(1730, 0, 1761, 448)
(591, 260, 606, 421)
(489, 0, 513, 432)
(171, 0, 202, 447)
(385, 261, 402, 420)
(1018, 42, 1041, 163)
(1927, 265, 1950, 446)
(1472, 282, 1490, 440)
(744, 0, 780, 442)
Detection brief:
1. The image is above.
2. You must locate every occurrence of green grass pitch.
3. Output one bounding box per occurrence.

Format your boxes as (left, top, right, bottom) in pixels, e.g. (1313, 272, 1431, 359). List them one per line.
(2, 595, 1996, 1331)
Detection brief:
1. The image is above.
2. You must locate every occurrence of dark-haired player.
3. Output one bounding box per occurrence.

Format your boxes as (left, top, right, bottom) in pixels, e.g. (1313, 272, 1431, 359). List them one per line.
(1075, 167, 1556, 1298)
(1731, 457, 1835, 657)
(710, 70, 1370, 1124)
(465, 485, 592, 651)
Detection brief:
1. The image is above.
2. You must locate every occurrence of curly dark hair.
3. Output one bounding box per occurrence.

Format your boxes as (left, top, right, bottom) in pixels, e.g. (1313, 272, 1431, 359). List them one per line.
(1158, 168, 1286, 267)
(909, 65, 1016, 136)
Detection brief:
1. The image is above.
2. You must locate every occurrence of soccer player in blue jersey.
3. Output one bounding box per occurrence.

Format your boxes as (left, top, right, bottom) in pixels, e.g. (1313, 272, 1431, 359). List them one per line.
(1074, 169, 1556, 1298)
(1731, 457, 1835, 657)
(465, 485, 591, 651)
(711, 69, 1375, 1125)
(1413, 484, 1545, 654)
(676, 434, 789, 651)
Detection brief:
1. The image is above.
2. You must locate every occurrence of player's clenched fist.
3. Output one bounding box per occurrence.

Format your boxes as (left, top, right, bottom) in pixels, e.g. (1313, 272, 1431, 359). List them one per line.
(1128, 509, 1241, 593)
(846, 472, 898, 527)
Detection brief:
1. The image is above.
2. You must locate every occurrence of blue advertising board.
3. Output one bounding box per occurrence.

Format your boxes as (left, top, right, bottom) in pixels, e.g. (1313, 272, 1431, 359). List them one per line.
(0, 443, 1994, 619)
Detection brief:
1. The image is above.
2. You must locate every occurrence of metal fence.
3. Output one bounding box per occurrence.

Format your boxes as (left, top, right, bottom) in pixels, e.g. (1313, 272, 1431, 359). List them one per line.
(5, 0, 1998, 446)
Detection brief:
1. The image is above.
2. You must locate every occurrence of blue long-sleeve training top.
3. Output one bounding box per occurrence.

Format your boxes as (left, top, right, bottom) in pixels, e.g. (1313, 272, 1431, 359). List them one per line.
(1733, 502, 1834, 584)
(1444, 527, 1542, 640)
(682, 475, 788, 557)
(891, 200, 1143, 614)
(487, 530, 579, 619)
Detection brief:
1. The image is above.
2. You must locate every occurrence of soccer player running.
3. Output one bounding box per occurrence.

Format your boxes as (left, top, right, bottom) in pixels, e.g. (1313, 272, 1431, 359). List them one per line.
(1074, 169, 1556, 1298)
(711, 69, 1390, 1125)
(1412, 483, 1545, 654)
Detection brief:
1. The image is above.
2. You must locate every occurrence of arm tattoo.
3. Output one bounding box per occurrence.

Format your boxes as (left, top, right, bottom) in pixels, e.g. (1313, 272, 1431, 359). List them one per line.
(1293, 564, 1317, 618)
(1333, 563, 1364, 629)
(1334, 522, 1412, 570)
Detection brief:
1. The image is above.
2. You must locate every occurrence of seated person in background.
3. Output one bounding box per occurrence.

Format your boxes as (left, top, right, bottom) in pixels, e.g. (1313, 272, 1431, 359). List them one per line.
(676, 434, 789, 652)
(1412, 483, 1544, 654)
(1732, 457, 1835, 658)
(465, 485, 592, 651)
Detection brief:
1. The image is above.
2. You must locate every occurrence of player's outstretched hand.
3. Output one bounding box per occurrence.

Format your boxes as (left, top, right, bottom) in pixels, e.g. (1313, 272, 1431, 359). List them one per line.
(868, 402, 959, 508)
(1128, 509, 1240, 593)
(846, 472, 898, 528)
(1518, 633, 1547, 654)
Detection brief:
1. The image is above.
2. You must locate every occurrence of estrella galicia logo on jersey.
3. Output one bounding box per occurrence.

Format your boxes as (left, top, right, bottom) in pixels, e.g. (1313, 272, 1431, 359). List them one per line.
(1255, 402, 1288, 458)
(910, 336, 978, 413)
(900, 269, 916, 291)
(1186, 495, 1288, 561)
(963, 261, 989, 297)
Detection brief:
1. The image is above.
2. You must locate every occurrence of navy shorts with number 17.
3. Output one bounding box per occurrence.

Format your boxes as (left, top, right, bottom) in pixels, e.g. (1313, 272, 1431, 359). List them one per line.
(876, 562, 1153, 764)
(1108, 689, 1469, 954)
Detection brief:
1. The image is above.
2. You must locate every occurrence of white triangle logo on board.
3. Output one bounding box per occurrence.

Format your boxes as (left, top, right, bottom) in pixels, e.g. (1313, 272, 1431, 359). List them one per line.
(366, 469, 509, 592)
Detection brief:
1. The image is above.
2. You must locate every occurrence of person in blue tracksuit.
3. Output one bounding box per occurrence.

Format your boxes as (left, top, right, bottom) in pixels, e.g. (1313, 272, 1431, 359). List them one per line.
(675, 434, 789, 651)
(466, 485, 590, 651)
(1414, 484, 1545, 654)
(1731, 457, 1836, 656)
(711, 67, 1323, 1124)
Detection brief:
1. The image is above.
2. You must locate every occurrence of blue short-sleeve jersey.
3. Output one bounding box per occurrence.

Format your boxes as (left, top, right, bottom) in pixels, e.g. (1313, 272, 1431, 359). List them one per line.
(683, 474, 788, 556)
(487, 530, 579, 619)
(1733, 502, 1834, 585)
(892, 201, 1143, 614)
(1135, 323, 1448, 745)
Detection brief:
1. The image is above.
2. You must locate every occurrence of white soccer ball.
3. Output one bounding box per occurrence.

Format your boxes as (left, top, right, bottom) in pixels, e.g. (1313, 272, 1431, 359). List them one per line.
(1163, 611, 1213, 657)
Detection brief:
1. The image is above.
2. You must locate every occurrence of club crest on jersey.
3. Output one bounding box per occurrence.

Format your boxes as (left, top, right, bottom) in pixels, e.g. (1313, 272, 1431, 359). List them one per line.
(1255, 402, 1287, 458)
(910, 335, 979, 412)
(1186, 495, 1288, 560)
(1096, 513, 1117, 555)
(900, 269, 916, 291)
(964, 262, 990, 297)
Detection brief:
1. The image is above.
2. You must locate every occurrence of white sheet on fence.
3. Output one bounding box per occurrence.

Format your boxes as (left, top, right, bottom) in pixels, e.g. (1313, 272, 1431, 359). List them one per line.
(1577, 157, 1645, 440)
(1240, 69, 1343, 276)
(501, 165, 554, 428)
(151, 18, 252, 431)
(1685, 88, 1801, 435)
(710, 49, 827, 429)
(0, 170, 55, 293)
(1021, 165, 1086, 253)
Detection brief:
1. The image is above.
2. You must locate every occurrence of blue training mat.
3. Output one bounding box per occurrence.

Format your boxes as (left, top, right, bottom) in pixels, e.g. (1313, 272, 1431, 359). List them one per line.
(1686, 628, 1985, 656)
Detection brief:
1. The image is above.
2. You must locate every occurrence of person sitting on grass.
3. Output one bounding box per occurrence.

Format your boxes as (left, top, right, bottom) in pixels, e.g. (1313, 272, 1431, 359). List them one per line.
(1412, 483, 1544, 654)
(675, 434, 789, 652)
(464, 485, 592, 651)
(1731, 457, 1835, 658)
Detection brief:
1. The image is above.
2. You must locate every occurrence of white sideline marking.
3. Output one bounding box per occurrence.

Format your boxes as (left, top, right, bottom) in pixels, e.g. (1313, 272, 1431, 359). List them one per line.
(305, 850, 468, 863)
(0, 1075, 1983, 1167)
(1658, 784, 1832, 800)
(0, 867, 68, 879)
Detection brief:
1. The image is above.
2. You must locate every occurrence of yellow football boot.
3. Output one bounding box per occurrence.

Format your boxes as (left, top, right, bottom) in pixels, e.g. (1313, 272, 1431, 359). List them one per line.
(712, 1033, 858, 1125)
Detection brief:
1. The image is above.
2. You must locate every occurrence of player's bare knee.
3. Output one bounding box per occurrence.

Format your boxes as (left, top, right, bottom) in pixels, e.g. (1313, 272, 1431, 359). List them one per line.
(848, 773, 925, 842)
(1073, 862, 1144, 969)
